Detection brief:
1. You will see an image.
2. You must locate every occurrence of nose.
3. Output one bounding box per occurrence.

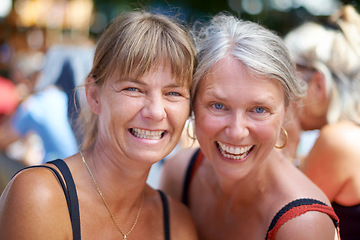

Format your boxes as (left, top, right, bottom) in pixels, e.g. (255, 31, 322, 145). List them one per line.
(224, 112, 249, 141)
(141, 95, 167, 121)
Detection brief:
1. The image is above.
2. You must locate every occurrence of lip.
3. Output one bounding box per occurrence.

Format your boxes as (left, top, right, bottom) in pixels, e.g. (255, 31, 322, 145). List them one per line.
(215, 141, 254, 162)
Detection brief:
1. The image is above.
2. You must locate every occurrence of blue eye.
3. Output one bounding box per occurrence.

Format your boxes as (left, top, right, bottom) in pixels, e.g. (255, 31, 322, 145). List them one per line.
(255, 107, 265, 114)
(167, 92, 181, 96)
(213, 103, 224, 110)
(125, 87, 138, 91)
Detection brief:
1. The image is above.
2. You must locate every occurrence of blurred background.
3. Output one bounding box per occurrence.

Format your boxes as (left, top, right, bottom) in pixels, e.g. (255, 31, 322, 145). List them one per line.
(1, 0, 359, 77)
(0, 0, 359, 191)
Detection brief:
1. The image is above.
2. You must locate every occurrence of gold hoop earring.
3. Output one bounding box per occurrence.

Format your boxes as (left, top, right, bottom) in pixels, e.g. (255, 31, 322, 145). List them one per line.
(180, 116, 197, 148)
(275, 127, 288, 149)
(186, 118, 196, 141)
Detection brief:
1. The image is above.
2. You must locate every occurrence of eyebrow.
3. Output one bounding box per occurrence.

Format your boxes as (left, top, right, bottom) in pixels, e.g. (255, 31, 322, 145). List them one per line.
(123, 77, 185, 88)
(123, 77, 145, 84)
(203, 87, 225, 98)
(204, 87, 278, 104)
(251, 98, 277, 106)
(164, 84, 185, 89)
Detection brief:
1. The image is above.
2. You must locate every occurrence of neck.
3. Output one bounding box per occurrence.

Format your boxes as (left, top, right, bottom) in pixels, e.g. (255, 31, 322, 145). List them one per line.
(81, 146, 149, 208)
(203, 156, 271, 205)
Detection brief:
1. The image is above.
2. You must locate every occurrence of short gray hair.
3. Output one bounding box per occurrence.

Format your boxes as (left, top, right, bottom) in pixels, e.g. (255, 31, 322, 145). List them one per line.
(191, 13, 306, 108)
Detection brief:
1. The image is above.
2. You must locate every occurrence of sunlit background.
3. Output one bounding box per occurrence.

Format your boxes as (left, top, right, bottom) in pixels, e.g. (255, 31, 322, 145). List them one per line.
(0, 0, 357, 77)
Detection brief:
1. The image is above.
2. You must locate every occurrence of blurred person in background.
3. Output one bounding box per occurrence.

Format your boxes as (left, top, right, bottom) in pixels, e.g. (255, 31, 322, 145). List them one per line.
(36, 45, 95, 143)
(0, 76, 19, 117)
(0, 10, 198, 240)
(3, 52, 45, 165)
(0, 75, 24, 193)
(285, 5, 360, 240)
(160, 13, 340, 240)
(0, 45, 93, 165)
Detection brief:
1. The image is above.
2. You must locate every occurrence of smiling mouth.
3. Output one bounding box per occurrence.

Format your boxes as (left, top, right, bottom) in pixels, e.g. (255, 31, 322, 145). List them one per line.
(216, 141, 254, 160)
(129, 128, 166, 140)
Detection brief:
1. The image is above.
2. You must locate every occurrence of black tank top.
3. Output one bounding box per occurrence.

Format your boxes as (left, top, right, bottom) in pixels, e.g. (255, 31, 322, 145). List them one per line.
(16, 159, 171, 240)
(332, 202, 360, 240)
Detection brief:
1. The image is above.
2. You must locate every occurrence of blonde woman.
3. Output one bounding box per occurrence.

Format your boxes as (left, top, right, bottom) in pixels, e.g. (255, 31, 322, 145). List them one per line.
(285, 5, 360, 240)
(0, 11, 197, 240)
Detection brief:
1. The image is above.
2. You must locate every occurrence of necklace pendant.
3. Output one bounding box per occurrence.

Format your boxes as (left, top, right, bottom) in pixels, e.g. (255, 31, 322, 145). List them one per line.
(124, 234, 127, 240)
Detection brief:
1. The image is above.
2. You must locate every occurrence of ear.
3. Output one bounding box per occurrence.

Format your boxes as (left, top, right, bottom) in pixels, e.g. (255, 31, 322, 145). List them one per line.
(308, 71, 326, 102)
(85, 76, 101, 115)
(313, 72, 326, 99)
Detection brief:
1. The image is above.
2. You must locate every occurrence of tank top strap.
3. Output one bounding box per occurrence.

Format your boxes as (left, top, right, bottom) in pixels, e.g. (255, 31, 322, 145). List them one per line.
(48, 159, 81, 240)
(13, 159, 81, 240)
(266, 198, 340, 240)
(181, 148, 204, 206)
(158, 190, 170, 240)
(13, 163, 70, 207)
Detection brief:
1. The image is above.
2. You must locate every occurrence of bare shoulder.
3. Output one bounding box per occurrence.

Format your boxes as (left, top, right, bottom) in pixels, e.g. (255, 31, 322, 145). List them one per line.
(158, 147, 199, 200)
(275, 210, 339, 240)
(318, 121, 360, 153)
(167, 194, 198, 240)
(306, 121, 360, 170)
(0, 166, 71, 239)
(280, 158, 332, 204)
(271, 160, 338, 239)
(0, 166, 64, 208)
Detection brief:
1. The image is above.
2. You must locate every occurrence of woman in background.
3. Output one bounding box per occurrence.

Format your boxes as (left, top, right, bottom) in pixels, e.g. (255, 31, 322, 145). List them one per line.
(285, 5, 360, 240)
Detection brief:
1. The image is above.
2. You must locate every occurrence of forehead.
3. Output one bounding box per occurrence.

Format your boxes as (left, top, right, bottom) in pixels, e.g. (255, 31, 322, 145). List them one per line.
(197, 57, 284, 103)
(107, 62, 184, 87)
(110, 60, 178, 79)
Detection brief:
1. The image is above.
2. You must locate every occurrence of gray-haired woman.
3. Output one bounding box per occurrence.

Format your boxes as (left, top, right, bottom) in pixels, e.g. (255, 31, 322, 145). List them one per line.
(160, 12, 340, 240)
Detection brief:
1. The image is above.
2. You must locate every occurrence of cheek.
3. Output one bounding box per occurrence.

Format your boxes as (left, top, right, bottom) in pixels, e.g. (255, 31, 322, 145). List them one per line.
(99, 96, 137, 132)
(252, 122, 280, 147)
(256, 124, 273, 139)
(194, 109, 223, 138)
(168, 101, 190, 130)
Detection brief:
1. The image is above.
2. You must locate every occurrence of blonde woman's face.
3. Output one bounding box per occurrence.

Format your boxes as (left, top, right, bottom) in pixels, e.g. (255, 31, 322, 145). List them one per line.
(95, 63, 190, 164)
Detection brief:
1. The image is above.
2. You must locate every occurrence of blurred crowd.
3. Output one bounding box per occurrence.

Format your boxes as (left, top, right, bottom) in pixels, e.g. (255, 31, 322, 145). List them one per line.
(0, 44, 94, 192)
(0, 0, 96, 192)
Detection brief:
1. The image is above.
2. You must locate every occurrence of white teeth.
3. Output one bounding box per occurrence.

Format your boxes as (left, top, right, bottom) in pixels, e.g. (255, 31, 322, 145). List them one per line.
(131, 128, 164, 140)
(217, 141, 252, 160)
(218, 142, 251, 154)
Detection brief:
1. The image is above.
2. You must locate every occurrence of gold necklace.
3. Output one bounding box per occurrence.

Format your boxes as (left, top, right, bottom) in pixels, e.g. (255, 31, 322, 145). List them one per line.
(80, 151, 144, 240)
